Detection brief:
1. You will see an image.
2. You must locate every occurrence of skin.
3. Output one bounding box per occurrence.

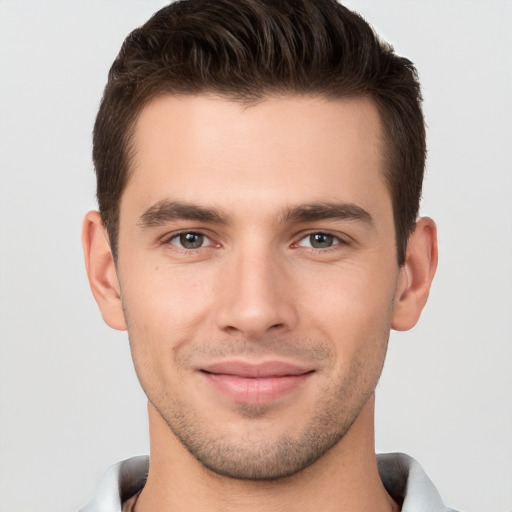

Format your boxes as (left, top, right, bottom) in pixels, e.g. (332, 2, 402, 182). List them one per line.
(83, 94, 437, 512)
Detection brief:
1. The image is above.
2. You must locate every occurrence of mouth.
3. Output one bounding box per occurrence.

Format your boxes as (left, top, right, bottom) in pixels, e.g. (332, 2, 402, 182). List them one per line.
(199, 361, 315, 404)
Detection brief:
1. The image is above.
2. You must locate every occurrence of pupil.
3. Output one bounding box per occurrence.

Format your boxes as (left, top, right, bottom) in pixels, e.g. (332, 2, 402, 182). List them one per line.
(180, 233, 203, 249)
(311, 233, 333, 248)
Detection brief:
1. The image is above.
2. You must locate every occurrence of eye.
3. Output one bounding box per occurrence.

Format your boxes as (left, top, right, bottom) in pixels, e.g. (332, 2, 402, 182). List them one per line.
(297, 232, 340, 249)
(169, 232, 210, 250)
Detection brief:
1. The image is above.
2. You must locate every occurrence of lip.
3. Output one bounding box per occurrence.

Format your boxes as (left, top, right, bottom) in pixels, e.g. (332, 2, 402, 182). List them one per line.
(199, 361, 314, 403)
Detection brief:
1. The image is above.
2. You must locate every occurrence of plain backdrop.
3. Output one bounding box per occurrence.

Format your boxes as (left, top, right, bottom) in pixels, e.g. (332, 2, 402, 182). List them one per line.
(0, 1, 511, 511)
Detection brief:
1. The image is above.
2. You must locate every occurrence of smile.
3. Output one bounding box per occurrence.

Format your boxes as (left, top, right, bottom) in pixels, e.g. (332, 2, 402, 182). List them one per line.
(199, 361, 315, 404)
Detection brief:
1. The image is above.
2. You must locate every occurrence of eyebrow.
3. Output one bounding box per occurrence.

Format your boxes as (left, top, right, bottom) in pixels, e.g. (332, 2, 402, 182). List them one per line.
(138, 199, 373, 229)
(283, 202, 373, 226)
(138, 200, 229, 228)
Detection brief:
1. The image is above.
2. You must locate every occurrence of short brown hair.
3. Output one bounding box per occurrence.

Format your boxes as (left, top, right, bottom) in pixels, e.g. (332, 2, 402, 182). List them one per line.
(93, 0, 425, 265)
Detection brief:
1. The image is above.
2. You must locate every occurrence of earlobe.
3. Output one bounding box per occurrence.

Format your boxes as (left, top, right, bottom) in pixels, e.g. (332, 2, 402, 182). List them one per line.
(82, 211, 127, 331)
(391, 217, 438, 331)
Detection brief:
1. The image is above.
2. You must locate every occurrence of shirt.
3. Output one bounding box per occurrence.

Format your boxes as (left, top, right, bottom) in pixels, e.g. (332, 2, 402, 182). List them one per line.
(79, 452, 458, 511)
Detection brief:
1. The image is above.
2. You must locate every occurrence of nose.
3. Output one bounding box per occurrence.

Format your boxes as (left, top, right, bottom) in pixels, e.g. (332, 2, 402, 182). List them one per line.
(214, 248, 299, 339)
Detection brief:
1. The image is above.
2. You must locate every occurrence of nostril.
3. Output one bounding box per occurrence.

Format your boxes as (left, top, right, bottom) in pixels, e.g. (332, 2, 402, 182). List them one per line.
(224, 325, 241, 335)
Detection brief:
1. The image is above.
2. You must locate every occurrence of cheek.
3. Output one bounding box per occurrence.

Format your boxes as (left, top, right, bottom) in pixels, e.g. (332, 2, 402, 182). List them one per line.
(295, 260, 397, 376)
(123, 261, 213, 328)
(120, 265, 216, 383)
(297, 261, 397, 329)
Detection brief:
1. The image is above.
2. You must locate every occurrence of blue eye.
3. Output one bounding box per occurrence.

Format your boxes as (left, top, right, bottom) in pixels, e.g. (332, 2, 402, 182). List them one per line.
(171, 232, 208, 249)
(298, 233, 338, 249)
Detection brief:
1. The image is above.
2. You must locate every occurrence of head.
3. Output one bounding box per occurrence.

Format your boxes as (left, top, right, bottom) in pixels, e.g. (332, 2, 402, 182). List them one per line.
(93, 0, 425, 266)
(84, 0, 437, 482)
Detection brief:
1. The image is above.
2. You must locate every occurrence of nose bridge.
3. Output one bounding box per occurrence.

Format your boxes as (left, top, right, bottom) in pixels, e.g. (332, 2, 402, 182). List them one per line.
(215, 237, 297, 337)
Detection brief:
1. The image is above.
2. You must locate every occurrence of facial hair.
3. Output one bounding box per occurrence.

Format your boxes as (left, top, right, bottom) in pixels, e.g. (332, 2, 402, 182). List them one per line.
(131, 334, 389, 481)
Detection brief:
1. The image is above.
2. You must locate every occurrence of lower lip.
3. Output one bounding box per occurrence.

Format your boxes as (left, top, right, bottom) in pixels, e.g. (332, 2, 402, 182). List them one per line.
(201, 372, 313, 403)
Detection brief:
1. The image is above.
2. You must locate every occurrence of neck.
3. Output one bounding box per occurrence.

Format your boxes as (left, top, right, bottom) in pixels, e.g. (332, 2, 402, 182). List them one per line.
(135, 396, 398, 512)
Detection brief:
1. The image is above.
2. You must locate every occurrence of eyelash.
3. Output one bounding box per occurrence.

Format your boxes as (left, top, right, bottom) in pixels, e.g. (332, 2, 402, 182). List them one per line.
(161, 230, 217, 253)
(161, 230, 348, 254)
(292, 231, 348, 252)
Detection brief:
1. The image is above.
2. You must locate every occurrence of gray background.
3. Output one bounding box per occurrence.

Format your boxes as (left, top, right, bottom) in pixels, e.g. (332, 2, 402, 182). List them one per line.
(0, 1, 510, 511)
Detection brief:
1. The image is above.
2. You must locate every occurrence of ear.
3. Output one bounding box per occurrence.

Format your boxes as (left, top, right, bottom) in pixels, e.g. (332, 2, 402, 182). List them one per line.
(391, 217, 438, 331)
(82, 211, 127, 331)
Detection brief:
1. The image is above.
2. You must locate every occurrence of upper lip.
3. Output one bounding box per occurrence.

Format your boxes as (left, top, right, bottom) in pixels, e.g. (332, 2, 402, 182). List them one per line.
(200, 360, 314, 378)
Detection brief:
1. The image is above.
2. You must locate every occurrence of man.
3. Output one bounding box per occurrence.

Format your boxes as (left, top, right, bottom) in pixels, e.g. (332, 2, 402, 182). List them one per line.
(81, 0, 451, 510)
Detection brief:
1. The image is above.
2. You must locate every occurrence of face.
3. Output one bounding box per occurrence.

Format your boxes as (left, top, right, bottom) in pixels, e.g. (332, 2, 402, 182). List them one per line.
(115, 94, 404, 479)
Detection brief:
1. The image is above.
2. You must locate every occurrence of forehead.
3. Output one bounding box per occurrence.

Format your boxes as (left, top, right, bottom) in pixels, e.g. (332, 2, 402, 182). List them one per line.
(123, 94, 389, 219)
